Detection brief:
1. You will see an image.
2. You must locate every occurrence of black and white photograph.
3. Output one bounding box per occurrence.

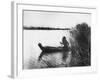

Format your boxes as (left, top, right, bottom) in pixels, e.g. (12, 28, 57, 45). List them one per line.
(23, 10, 91, 69)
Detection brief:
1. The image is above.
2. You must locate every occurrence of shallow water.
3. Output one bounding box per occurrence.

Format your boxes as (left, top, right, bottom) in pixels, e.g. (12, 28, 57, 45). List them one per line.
(23, 30, 71, 69)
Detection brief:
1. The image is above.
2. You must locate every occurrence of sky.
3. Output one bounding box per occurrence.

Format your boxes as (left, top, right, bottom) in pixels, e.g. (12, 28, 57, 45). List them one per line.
(23, 10, 91, 28)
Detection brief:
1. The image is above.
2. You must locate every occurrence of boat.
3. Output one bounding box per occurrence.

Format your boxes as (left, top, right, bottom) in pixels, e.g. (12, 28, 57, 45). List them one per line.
(38, 43, 69, 53)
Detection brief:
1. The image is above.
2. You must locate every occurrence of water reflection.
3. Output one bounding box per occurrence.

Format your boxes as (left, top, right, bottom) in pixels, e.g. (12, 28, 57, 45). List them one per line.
(38, 50, 71, 68)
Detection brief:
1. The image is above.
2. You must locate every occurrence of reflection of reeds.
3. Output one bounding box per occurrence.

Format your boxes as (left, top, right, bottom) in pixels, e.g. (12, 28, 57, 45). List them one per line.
(26, 52, 70, 69)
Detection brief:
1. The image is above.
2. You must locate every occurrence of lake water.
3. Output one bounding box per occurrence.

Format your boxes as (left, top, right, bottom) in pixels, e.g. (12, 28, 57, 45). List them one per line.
(23, 30, 71, 69)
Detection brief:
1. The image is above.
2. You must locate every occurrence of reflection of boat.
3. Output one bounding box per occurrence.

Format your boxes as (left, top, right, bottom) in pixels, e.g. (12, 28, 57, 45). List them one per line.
(38, 43, 67, 53)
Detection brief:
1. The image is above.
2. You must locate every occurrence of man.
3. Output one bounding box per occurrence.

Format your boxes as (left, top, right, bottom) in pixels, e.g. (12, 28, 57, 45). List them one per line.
(60, 36, 70, 63)
(60, 36, 69, 51)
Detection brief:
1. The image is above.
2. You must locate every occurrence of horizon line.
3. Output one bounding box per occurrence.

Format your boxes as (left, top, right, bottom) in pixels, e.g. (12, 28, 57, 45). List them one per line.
(23, 26, 71, 30)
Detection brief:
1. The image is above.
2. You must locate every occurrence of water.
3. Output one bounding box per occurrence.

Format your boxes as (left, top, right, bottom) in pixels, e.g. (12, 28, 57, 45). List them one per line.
(23, 30, 71, 69)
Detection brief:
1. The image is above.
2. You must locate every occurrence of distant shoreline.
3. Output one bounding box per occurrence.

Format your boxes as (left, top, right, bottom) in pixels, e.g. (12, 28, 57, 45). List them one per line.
(23, 26, 70, 30)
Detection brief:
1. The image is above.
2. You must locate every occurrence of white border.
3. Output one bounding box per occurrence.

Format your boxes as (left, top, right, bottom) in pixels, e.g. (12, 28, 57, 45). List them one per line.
(11, 2, 97, 78)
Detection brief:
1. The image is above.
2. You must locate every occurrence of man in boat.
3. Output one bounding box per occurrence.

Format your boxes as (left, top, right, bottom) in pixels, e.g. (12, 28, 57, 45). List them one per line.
(60, 36, 70, 62)
(38, 36, 70, 61)
(60, 36, 69, 51)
